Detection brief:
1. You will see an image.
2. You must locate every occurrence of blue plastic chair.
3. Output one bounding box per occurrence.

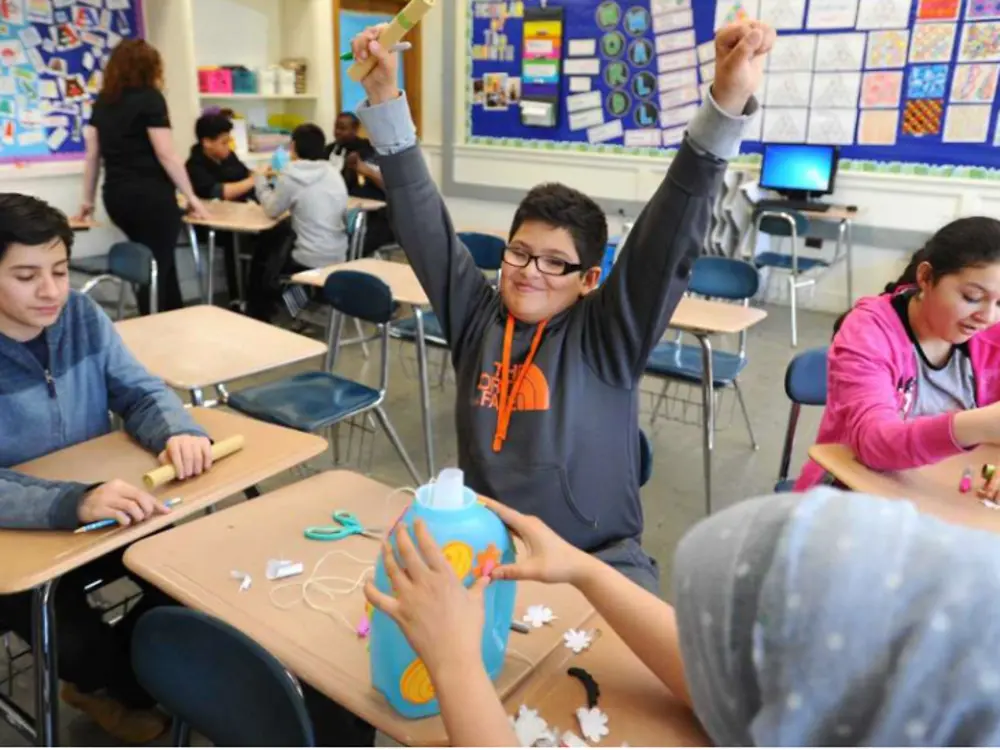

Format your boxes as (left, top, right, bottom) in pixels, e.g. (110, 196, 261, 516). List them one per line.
(78, 241, 158, 318)
(229, 271, 421, 483)
(391, 231, 506, 347)
(775, 346, 829, 492)
(131, 607, 314, 747)
(645, 256, 760, 449)
(751, 207, 829, 348)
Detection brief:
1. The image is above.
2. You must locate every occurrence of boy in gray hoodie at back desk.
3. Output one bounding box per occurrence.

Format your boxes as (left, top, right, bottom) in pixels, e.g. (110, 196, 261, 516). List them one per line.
(249, 123, 349, 320)
(351, 20, 771, 594)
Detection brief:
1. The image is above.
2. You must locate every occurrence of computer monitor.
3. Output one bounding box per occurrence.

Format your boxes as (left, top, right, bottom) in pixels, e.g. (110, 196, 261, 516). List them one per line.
(759, 144, 839, 199)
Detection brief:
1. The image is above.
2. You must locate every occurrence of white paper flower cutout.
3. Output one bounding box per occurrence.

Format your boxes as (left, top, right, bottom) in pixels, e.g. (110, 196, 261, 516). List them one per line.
(510, 705, 550, 747)
(559, 730, 589, 746)
(523, 604, 557, 628)
(576, 706, 610, 743)
(563, 628, 593, 654)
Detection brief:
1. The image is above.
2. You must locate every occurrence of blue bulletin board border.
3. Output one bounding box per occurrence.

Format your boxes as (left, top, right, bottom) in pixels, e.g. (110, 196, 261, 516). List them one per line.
(464, 0, 1000, 180)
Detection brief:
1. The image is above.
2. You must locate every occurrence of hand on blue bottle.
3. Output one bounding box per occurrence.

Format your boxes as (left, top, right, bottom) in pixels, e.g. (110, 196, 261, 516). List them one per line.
(485, 499, 588, 586)
(365, 519, 490, 675)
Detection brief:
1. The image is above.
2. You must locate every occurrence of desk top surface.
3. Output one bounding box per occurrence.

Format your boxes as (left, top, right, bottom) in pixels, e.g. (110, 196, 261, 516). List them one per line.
(115, 305, 327, 389)
(809, 443, 1000, 534)
(183, 198, 385, 232)
(669, 296, 768, 335)
(124, 470, 596, 746)
(0, 408, 327, 594)
(291, 258, 430, 307)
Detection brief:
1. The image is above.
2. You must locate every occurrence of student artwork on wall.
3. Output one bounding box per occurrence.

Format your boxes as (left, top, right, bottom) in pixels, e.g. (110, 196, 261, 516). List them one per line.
(467, 0, 1000, 173)
(0, 0, 144, 164)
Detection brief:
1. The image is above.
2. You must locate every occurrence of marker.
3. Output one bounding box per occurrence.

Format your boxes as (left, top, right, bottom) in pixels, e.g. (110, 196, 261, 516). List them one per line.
(73, 498, 183, 534)
(339, 42, 411, 61)
(960, 467, 973, 493)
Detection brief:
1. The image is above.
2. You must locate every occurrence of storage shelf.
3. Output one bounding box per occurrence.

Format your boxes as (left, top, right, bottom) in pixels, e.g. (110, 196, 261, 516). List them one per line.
(198, 93, 316, 100)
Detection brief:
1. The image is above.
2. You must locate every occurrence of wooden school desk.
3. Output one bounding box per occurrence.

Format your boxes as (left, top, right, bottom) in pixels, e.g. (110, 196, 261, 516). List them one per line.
(68, 218, 97, 231)
(185, 198, 387, 306)
(124, 470, 598, 746)
(808, 443, 1000, 534)
(115, 304, 327, 406)
(508, 612, 710, 747)
(291, 258, 437, 478)
(667, 297, 768, 515)
(0, 408, 327, 747)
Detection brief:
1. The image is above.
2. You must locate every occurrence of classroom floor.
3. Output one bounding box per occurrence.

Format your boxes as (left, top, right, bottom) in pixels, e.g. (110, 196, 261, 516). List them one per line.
(0, 301, 836, 747)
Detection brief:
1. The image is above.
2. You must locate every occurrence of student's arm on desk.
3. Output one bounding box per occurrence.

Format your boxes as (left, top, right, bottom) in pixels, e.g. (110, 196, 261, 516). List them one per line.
(581, 93, 752, 384)
(829, 310, 1000, 470)
(186, 157, 255, 201)
(92, 299, 207, 453)
(0, 470, 92, 530)
(357, 93, 491, 351)
(253, 171, 294, 219)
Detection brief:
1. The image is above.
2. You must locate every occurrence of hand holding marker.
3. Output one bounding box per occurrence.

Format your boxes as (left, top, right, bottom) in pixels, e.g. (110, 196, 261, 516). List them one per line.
(75, 498, 183, 534)
(340, 41, 411, 61)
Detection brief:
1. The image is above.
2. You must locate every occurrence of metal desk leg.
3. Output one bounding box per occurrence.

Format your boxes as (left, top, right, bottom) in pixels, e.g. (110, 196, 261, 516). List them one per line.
(191, 388, 205, 406)
(413, 308, 435, 478)
(207, 229, 217, 306)
(324, 310, 345, 372)
(696, 333, 715, 516)
(233, 234, 246, 311)
(187, 224, 205, 303)
(32, 581, 59, 747)
(845, 219, 854, 306)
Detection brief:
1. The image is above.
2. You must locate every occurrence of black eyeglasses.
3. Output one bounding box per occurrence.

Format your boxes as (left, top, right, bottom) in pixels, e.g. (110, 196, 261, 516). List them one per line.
(503, 246, 585, 277)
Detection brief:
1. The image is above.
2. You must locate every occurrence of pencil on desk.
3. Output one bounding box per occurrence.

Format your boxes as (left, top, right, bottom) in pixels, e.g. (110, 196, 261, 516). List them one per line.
(339, 41, 411, 61)
(73, 498, 183, 534)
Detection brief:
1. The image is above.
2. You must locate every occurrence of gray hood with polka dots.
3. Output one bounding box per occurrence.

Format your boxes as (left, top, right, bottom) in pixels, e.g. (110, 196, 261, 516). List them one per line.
(674, 487, 1000, 746)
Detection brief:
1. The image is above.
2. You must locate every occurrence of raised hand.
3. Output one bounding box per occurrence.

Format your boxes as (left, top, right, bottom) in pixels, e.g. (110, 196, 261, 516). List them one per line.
(350, 24, 400, 105)
(712, 20, 776, 116)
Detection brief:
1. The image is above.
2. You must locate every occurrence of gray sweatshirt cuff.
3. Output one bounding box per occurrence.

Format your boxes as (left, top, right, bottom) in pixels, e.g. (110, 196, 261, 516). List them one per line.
(357, 92, 418, 155)
(50, 483, 92, 530)
(686, 91, 757, 161)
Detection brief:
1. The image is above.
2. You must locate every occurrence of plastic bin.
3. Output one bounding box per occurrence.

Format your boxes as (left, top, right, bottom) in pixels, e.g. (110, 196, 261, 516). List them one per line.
(227, 66, 257, 95)
(198, 67, 232, 94)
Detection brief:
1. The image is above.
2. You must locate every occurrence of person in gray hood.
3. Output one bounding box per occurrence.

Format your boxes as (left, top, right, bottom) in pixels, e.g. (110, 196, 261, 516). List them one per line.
(350, 19, 773, 593)
(255, 123, 349, 268)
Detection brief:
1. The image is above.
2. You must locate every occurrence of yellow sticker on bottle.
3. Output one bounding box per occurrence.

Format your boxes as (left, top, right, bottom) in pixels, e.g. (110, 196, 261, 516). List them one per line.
(441, 541, 474, 579)
(399, 658, 435, 704)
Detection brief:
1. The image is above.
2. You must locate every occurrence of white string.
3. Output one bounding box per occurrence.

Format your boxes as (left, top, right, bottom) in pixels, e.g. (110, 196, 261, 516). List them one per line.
(505, 647, 536, 668)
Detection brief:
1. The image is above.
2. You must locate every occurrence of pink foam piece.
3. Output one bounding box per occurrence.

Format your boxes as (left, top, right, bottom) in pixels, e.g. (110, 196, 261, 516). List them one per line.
(481, 559, 497, 576)
(356, 614, 371, 638)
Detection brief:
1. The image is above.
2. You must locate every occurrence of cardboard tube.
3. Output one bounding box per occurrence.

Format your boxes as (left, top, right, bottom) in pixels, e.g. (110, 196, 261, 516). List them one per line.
(347, 0, 436, 82)
(143, 435, 245, 490)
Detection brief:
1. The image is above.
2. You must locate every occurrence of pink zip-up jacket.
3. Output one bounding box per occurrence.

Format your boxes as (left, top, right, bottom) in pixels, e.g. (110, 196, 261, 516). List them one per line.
(796, 290, 1000, 490)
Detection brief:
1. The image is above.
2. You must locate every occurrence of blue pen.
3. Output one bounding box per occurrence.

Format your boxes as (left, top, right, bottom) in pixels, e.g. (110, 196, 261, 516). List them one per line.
(73, 498, 183, 534)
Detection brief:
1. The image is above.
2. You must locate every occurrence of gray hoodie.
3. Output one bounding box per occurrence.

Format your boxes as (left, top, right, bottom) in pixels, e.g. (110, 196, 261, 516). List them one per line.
(255, 159, 349, 268)
(356, 93, 749, 557)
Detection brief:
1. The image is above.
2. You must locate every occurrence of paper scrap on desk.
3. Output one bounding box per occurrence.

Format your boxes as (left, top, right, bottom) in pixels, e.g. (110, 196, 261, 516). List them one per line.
(657, 48, 697, 73)
(652, 8, 693, 34)
(659, 84, 699, 110)
(759, 0, 807, 29)
(763, 107, 808, 142)
(815, 32, 866, 70)
(523, 604, 557, 628)
(655, 28, 696, 55)
(660, 102, 698, 128)
(856, 0, 913, 28)
(576, 707, 610, 744)
(807, 108, 858, 144)
(806, 0, 860, 29)
(511, 706, 553, 747)
(810, 71, 861, 108)
(658, 67, 698, 92)
(568, 107, 604, 131)
(865, 28, 909, 68)
(861, 70, 904, 107)
(566, 90, 602, 113)
(568, 76, 591, 93)
(567, 38, 596, 57)
(715, 0, 760, 30)
(564, 58, 600, 76)
(943, 103, 992, 142)
(858, 109, 900, 144)
(624, 129, 661, 147)
(910, 22, 959, 63)
(47, 127, 68, 151)
(767, 33, 817, 70)
(587, 119, 623, 143)
(697, 39, 716, 63)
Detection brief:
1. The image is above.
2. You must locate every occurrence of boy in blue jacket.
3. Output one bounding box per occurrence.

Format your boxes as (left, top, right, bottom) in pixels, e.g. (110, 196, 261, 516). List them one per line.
(0, 193, 211, 742)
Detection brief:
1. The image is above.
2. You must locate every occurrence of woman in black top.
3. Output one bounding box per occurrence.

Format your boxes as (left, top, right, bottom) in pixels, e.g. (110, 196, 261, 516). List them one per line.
(76, 39, 208, 314)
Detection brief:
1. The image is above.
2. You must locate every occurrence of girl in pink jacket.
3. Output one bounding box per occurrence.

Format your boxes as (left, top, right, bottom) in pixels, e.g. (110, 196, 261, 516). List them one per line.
(797, 216, 1000, 490)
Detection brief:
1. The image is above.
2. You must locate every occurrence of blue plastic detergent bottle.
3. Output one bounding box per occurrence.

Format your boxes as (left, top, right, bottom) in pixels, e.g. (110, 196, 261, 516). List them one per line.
(370, 468, 517, 719)
(271, 146, 290, 174)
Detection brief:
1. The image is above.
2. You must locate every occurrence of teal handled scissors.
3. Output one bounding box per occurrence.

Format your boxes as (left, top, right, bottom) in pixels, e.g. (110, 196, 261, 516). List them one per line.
(305, 511, 384, 542)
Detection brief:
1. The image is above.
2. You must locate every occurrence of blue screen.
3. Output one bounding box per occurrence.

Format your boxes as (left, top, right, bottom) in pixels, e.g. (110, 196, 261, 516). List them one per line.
(760, 145, 837, 194)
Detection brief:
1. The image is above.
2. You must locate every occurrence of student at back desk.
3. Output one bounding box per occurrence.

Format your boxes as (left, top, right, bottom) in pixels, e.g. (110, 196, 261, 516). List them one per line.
(349, 20, 769, 593)
(797, 217, 1000, 493)
(0, 194, 212, 743)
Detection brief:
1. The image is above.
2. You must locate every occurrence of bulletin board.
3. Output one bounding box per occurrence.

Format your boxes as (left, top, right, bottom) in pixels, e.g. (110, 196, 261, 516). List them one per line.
(467, 0, 1000, 174)
(0, 0, 145, 164)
